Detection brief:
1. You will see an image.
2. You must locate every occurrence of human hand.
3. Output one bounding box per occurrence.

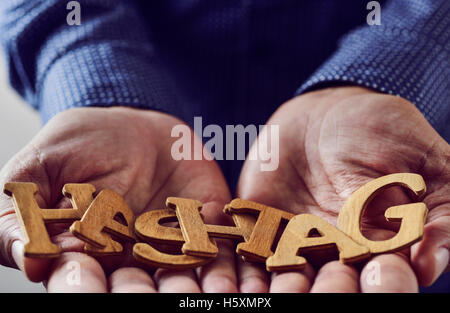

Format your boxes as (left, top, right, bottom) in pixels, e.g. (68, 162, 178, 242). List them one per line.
(0, 107, 237, 292)
(236, 87, 450, 292)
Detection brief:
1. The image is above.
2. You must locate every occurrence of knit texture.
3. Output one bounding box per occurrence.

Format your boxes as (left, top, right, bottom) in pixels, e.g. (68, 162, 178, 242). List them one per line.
(298, 0, 450, 137)
(1, 0, 448, 141)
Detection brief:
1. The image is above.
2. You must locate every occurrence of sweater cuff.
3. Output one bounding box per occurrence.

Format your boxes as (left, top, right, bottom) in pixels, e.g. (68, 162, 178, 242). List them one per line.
(38, 42, 181, 123)
(296, 25, 450, 134)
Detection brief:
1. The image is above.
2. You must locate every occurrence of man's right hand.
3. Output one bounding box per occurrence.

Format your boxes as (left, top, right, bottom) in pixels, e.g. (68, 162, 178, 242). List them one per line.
(0, 107, 238, 292)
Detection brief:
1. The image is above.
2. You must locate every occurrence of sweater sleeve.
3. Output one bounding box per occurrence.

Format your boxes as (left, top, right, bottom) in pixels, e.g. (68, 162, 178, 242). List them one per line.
(296, 0, 450, 137)
(0, 0, 182, 123)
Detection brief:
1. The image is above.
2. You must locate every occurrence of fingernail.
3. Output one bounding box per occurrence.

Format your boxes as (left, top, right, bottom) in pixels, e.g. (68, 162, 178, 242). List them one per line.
(433, 248, 449, 283)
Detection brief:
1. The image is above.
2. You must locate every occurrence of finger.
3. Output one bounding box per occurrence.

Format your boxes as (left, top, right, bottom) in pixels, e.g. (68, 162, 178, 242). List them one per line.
(196, 201, 238, 293)
(270, 264, 315, 293)
(411, 215, 450, 286)
(153, 217, 231, 293)
(237, 258, 270, 293)
(0, 154, 57, 282)
(360, 254, 418, 293)
(0, 212, 53, 282)
(197, 239, 238, 292)
(46, 252, 107, 293)
(154, 268, 201, 293)
(109, 267, 157, 293)
(309, 261, 358, 293)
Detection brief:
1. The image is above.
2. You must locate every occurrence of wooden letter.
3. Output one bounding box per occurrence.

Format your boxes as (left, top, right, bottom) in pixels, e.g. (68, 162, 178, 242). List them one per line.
(132, 243, 213, 269)
(135, 208, 184, 245)
(225, 199, 294, 261)
(134, 208, 206, 269)
(70, 189, 136, 255)
(42, 184, 96, 223)
(135, 207, 244, 245)
(167, 197, 218, 258)
(266, 214, 370, 272)
(337, 173, 428, 254)
(133, 199, 244, 269)
(3, 182, 95, 258)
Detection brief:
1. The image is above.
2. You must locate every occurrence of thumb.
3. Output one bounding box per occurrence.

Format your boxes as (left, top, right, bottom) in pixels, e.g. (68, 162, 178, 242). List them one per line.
(0, 204, 53, 282)
(411, 214, 450, 286)
(0, 150, 54, 282)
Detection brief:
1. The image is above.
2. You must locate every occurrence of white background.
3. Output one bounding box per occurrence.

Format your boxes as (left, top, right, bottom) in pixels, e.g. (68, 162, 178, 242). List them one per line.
(0, 52, 45, 292)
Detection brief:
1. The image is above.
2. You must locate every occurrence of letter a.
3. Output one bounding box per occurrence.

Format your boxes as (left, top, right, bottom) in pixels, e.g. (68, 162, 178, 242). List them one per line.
(70, 189, 136, 255)
(367, 1, 381, 25)
(266, 214, 369, 272)
(67, 1, 81, 26)
(171, 125, 192, 161)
